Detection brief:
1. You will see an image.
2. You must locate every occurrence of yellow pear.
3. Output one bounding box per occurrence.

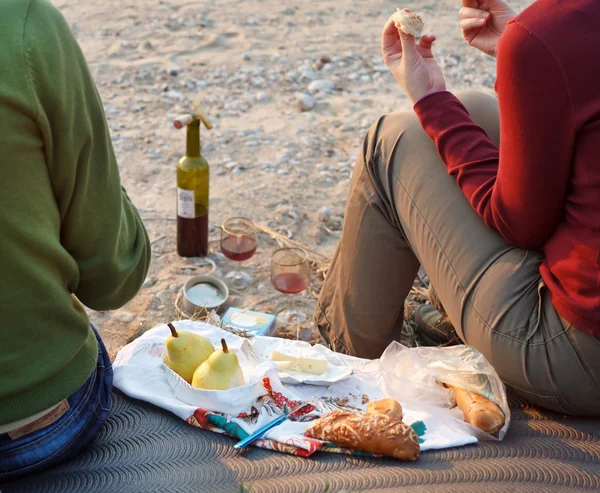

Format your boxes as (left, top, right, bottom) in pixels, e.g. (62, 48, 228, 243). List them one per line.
(191, 339, 245, 390)
(163, 323, 215, 383)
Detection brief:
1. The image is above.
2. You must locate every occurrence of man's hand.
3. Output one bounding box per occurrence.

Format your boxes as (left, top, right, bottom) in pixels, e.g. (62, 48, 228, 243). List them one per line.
(459, 0, 517, 58)
(382, 14, 446, 104)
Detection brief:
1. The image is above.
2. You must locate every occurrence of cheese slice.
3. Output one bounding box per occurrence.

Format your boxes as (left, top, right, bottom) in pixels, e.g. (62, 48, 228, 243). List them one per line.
(270, 351, 328, 375)
(273, 361, 292, 371)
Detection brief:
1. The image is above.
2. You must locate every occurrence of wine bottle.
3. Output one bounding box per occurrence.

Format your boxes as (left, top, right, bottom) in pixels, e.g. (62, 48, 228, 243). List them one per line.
(174, 111, 212, 257)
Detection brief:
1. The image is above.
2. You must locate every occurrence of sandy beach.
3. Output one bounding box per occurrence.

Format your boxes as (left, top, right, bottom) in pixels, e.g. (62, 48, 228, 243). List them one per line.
(54, 0, 532, 357)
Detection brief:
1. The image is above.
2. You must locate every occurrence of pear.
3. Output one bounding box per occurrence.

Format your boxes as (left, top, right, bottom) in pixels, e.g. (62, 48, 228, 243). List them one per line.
(163, 323, 215, 384)
(191, 339, 245, 390)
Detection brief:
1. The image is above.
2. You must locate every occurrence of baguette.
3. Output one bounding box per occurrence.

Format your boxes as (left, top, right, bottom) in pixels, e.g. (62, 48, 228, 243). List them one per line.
(366, 397, 403, 421)
(305, 410, 420, 461)
(444, 383, 505, 434)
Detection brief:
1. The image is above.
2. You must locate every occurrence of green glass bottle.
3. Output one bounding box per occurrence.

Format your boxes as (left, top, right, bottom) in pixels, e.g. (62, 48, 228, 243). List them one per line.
(175, 113, 211, 257)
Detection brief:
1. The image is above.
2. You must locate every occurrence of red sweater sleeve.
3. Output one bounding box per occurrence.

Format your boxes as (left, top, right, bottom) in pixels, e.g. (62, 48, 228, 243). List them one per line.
(414, 21, 575, 250)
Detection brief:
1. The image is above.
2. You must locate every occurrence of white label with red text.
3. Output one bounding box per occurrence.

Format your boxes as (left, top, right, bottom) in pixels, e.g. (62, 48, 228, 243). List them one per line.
(177, 188, 195, 218)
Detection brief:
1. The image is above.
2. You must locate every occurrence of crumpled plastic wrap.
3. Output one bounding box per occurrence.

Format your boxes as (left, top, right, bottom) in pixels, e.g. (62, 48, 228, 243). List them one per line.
(379, 341, 510, 440)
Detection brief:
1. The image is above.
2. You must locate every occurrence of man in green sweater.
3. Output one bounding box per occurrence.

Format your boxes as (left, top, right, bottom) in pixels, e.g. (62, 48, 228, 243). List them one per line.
(0, 0, 150, 479)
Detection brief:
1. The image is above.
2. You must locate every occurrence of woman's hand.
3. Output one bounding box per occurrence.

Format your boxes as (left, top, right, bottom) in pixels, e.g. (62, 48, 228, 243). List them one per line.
(459, 0, 516, 58)
(382, 15, 446, 104)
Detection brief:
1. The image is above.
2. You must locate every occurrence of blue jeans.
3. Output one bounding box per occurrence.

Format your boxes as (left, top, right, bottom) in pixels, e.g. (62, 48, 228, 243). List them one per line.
(0, 326, 113, 481)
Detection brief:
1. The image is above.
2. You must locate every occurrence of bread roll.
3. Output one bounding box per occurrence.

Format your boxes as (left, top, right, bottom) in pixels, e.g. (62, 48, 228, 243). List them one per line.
(444, 383, 505, 434)
(392, 9, 424, 37)
(305, 410, 420, 461)
(366, 398, 403, 420)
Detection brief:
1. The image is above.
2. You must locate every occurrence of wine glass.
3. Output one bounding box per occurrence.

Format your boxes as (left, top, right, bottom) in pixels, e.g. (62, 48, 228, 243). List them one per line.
(271, 247, 310, 326)
(221, 217, 258, 290)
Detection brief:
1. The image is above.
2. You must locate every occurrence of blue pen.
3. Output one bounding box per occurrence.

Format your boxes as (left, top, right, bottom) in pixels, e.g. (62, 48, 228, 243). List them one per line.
(234, 395, 318, 450)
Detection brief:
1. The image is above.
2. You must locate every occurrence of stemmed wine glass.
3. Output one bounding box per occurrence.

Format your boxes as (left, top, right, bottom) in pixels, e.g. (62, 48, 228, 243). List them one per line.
(221, 217, 258, 290)
(271, 247, 310, 325)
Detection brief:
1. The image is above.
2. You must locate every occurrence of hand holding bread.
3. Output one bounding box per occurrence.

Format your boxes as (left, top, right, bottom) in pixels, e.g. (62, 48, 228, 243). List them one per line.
(382, 8, 446, 103)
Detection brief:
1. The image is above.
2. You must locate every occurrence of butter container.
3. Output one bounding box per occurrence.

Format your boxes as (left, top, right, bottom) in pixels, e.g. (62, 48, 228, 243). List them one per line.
(221, 308, 276, 337)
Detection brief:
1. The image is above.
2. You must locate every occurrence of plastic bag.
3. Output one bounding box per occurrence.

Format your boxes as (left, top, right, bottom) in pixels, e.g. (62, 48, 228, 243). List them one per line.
(379, 341, 510, 440)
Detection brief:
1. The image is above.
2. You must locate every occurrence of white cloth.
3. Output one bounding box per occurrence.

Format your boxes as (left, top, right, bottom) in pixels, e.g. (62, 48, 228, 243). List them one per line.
(112, 321, 483, 454)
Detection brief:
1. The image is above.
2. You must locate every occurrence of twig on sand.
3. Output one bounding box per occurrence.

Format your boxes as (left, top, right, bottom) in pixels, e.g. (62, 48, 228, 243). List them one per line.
(254, 223, 330, 263)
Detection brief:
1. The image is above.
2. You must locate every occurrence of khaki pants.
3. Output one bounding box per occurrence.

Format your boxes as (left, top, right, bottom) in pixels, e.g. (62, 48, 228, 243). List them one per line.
(315, 90, 600, 416)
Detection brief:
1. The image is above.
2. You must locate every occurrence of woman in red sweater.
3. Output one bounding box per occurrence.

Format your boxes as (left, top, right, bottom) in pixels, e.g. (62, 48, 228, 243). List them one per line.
(315, 0, 600, 415)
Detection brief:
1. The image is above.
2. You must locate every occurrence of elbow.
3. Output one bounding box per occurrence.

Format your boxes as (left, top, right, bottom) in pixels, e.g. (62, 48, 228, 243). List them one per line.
(490, 221, 549, 251)
(76, 241, 151, 311)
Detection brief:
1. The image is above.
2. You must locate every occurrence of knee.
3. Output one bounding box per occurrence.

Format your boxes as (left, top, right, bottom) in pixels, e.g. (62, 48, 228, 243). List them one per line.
(366, 110, 426, 161)
(454, 90, 500, 143)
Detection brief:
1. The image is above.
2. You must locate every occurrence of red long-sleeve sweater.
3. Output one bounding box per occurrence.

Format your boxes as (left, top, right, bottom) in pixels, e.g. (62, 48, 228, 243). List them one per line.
(414, 0, 600, 336)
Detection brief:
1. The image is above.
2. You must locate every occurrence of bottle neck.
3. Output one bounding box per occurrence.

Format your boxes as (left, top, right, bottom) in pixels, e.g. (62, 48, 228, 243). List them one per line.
(186, 120, 200, 157)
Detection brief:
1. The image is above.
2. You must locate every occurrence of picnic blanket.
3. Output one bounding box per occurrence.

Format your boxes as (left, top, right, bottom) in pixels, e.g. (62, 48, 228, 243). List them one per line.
(3, 390, 598, 493)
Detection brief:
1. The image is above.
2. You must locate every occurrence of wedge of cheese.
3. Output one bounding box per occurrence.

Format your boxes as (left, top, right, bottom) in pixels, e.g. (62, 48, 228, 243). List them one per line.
(270, 351, 328, 375)
(273, 360, 292, 371)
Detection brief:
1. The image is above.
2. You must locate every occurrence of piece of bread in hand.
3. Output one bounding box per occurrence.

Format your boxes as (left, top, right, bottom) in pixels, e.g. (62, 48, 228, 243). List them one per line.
(305, 410, 420, 461)
(392, 8, 424, 37)
(366, 397, 403, 421)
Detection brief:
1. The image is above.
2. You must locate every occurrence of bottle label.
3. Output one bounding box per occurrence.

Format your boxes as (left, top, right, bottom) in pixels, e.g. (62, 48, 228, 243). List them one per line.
(177, 188, 195, 218)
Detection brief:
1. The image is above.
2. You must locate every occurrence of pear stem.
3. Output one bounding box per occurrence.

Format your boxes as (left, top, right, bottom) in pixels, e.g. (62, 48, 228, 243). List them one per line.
(167, 323, 178, 338)
(221, 339, 229, 353)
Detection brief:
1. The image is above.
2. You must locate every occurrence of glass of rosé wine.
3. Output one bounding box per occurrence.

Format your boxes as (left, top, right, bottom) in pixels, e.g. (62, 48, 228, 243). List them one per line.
(271, 247, 310, 325)
(221, 217, 258, 289)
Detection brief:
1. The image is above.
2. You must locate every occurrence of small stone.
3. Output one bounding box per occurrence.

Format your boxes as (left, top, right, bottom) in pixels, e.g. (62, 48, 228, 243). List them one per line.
(184, 268, 195, 275)
(164, 90, 184, 100)
(308, 79, 335, 94)
(296, 93, 316, 112)
(156, 290, 173, 304)
(374, 64, 388, 73)
(168, 66, 180, 76)
(282, 7, 295, 15)
(255, 91, 270, 102)
(278, 169, 290, 176)
(341, 124, 356, 133)
(242, 52, 252, 61)
(319, 206, 333, 222)
(225, 161, 238, 169)
(116, 311, 135, 323)
(143, 277, 158, 289)
(300, 70, 319, 82)
(143, 41, 154, 50)
(360, 74, 371, 83)
(320, 55, 332, 64)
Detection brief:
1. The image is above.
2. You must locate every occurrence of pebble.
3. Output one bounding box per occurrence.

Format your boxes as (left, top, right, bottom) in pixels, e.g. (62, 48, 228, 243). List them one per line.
(300, 70, 319, 82)
(278, 169, 290, 176)
(308, 80, 336, 94)
(116, 311, 135, 323)
(341, 124, 356, 133)
(156, 291, 172, 304)
(242, 52, 252, 61)
(168, 66, 180, 76)
(296, 93, 316, 112)
(143, 277, 158, 288)
(319, 206, 333, 222)
(255, 91, 270, 102)
(282, 7, 295, 15)
(360, 74, 371, 83)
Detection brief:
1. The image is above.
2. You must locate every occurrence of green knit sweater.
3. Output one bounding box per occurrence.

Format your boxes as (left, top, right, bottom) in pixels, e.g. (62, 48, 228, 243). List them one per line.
(0, 0, 150, 424)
